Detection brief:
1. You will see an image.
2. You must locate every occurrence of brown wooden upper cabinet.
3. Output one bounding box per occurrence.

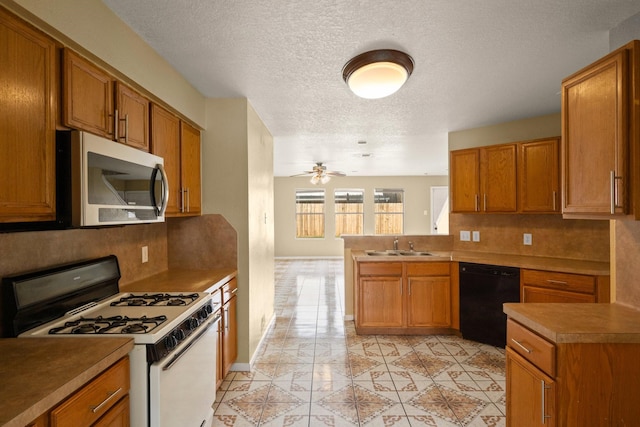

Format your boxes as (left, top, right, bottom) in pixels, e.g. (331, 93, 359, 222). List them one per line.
(63, 49, 114, 139)
(150, 104, 201, 216)
(562, 40, 639, 218)
(64, 49, 151, 151)
(115, 82, 150, 151)
(518, 137, 560, 213)
(0, 8, 57, 223)
(450, 144, 517, 213)
(450, 149, 481, 212)
(451, 138, 560, 214)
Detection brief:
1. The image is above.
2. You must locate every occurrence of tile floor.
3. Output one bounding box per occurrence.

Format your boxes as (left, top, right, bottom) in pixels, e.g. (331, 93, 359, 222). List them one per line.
(212, 259, 506, 426)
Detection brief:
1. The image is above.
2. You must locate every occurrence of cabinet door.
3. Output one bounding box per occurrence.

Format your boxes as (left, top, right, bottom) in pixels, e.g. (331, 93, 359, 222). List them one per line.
(407, 276, 451, 327)
(450, 149, 480, 212)
(115, 82, 149, 152)
(506, 348, 555, 427)
(150, 104, 181, 215)
(519, 138, 560, 213)
(481, 144, 517, 212)
(0, 9, 57, 223)
(180, 122, 201, 215)
(358, 277, 403, 328)
(562, 47, 629, 216)
(63, 49, 114, 138)
(222, 295, 238, 379)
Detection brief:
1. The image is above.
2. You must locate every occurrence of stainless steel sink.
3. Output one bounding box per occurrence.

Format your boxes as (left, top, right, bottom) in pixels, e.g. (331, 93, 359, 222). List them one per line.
(365, 250, 431, 256)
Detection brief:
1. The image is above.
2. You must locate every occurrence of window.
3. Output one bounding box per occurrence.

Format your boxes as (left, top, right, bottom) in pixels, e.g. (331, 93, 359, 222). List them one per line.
(374, 188, 404, 234)
(295, 189, 325, 238)
(334, 189, 364, 237)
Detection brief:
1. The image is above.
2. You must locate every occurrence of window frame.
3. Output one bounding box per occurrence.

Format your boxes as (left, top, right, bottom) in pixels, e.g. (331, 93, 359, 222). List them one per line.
(334, 188, 364, 238)
(374, 188, 404, 235)
(295, 188, 326, 239)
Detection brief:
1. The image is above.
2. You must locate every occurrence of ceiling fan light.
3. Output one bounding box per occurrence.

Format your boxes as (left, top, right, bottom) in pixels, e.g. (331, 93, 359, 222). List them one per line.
(310, 174, 320, 184)
(342, 49, 414, 99)
(320, 174, 331, 184)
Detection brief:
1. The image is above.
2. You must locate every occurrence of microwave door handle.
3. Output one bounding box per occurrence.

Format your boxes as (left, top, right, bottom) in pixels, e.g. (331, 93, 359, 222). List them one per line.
(155, 164, 169, 216)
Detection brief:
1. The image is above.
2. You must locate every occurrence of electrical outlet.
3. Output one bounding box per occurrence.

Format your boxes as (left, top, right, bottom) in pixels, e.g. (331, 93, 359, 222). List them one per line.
(523, 233, 532, 246)
(142, 246, 149, 263)
(472, 231, 480, 242)
(460, 230, 471, 241)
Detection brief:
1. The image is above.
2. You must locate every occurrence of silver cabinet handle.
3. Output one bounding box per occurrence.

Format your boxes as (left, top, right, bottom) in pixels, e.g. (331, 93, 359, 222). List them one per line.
(483, 193, 487, 211)
(552, 191, 557, 211)
(610, 170, 623, 214)
(541, 380, 552, 424)
(186, 187, 190, 212)
(180, 188, 185, 213)
(510, 338, 532, 353)
(113, 109, 119, 140)
(610, 170, 615, 214)
(91, 387, 122, 413)
(475, 194, 479, 212)
(124, 114, 129, 142)
(546, 279, 567, 286)
(231, 288, 238, 295)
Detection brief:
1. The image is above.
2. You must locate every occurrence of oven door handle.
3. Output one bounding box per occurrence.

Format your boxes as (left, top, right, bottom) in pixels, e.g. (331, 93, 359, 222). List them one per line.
(162, 314, 220, 371)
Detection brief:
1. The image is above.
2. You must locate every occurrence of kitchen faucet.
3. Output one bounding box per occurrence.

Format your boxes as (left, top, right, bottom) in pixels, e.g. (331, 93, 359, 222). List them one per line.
(393, 237, 399, 250)
(409, 241, 414, 251)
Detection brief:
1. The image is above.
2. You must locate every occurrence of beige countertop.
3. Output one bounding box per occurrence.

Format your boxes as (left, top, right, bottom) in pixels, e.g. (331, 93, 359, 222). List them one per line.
(352, 250, 609, 276)
(504, 303, 640, 344)
(0, 337, 133, 427)
(121, 268, 237, 293)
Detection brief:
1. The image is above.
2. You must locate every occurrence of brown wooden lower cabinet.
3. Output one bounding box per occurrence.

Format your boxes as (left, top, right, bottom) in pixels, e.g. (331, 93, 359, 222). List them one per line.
(520, 269, 610, 303)
(221, 278, 238, 381)
(506, 317, 640, 426)
(355, 260, 455, 335)
(29, 356, 130, 427)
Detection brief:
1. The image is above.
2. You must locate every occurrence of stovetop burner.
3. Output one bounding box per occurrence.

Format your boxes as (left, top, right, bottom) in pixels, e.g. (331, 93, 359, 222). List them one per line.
(110, 293, 199, 307)
(48, 315, 168, 335)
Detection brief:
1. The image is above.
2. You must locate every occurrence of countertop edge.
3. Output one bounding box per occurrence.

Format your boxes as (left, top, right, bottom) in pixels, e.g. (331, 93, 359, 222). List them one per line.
(121, 268, 238, 293)
(351, 250, 609, 276)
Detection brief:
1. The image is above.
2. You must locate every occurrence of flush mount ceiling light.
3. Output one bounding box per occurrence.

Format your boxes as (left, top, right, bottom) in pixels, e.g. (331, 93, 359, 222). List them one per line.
(342, 49, 414, 99)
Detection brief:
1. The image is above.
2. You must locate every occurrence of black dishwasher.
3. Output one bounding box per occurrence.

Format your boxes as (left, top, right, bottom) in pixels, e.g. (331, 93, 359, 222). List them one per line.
(459, 262, 520, 348)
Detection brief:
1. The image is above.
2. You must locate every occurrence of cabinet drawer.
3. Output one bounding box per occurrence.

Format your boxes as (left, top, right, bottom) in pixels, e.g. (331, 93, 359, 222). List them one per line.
(50, 357, 129, 427)
(222, 278, 238, 303)
(521, 269, 595, 294)
(506, 319, 555, 377)
(406, 262, 450, 276)
(358, 262, 402, 276)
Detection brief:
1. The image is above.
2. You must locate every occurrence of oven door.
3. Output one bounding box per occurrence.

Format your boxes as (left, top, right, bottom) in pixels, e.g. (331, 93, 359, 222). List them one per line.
(149, 313, 220, 427)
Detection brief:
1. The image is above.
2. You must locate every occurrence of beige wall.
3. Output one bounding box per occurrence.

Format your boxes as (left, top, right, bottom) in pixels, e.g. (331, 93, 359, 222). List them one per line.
(448, 113, 561, 151)
(203, 98, 275, 367)
(274, 175, 449, 257)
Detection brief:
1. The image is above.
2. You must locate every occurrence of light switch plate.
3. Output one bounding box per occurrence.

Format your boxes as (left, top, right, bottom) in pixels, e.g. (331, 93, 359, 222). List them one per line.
(460, 230, 471, 241)
(523, 233, 532, 246)
(142, 246, 149, 263)
(472, 231, 480, 242)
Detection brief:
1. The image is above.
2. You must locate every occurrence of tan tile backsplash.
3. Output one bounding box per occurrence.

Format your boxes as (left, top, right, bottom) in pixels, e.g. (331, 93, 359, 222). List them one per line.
(450, 213, 609, 262)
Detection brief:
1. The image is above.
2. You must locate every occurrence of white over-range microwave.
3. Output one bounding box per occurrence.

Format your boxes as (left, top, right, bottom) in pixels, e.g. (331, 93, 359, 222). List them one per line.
(67, 130, 169, 227)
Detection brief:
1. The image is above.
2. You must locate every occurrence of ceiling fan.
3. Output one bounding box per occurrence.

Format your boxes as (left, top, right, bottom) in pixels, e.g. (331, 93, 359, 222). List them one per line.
(292, 162, 346, 184)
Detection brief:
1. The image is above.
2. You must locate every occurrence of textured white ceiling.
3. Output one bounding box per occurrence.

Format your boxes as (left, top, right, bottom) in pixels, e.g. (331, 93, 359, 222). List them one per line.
(102, 0, 640, 177)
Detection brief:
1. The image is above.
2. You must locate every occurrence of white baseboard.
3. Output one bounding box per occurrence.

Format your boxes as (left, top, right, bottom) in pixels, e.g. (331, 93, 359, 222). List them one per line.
(343, 314, 354, 321)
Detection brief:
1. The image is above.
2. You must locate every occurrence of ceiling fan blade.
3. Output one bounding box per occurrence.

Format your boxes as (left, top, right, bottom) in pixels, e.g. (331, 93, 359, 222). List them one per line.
(326, 171, 346, 176)
(289, 172, 313, 177)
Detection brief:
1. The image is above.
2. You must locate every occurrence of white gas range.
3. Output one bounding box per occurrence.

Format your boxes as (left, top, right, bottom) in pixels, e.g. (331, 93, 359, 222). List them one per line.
(2, 255, 220, 427)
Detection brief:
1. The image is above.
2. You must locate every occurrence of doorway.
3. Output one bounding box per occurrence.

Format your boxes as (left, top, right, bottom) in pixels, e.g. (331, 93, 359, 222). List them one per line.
(430, 186, 449, 235)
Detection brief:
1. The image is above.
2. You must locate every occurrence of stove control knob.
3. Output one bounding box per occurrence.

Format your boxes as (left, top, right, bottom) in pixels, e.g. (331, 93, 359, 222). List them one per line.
(165, 334, 178, 350)
(175, 329, 186, 342)
(198, 307, 210, 320)
(205, 304, 213, 315)
(188, 317, 199, 330)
